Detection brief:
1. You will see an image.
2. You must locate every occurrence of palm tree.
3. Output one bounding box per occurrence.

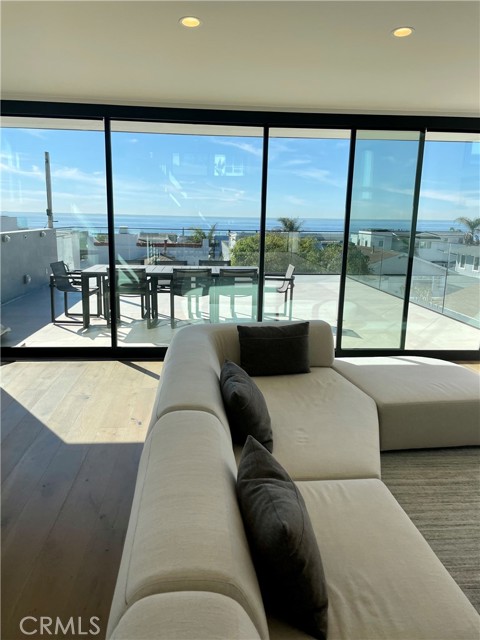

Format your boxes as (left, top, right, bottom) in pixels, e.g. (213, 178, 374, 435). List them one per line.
(454, 216, 480, 245)
(207, 223, 218, 245)
(276, 217, 304, 232)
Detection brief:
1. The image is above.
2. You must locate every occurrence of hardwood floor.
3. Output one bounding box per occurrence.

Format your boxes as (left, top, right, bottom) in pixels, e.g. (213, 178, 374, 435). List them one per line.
(1, 359, 478, 639)
(1, 360, 163, 640)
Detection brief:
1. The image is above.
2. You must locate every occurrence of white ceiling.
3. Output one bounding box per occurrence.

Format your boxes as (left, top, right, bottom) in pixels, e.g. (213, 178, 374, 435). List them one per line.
(1, 0, 479, 117)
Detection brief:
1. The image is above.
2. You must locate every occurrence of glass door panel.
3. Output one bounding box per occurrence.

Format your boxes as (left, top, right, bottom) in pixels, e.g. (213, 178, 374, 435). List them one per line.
(406, 132, 480, 349)
(264, 129, 350, 332)
(341, 131, 420, 349)
(110, 122, 263, 346)
(0, 117, 109, 348)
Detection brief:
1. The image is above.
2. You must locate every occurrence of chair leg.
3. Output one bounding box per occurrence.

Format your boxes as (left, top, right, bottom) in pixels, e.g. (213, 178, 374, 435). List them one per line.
(95, 282, 102, 317)
(50, 284, 56, 323)
(63, 292, 69, 316)
(287, 285, 294, 320)
(170, 293, 175, 328)
(116, 295, 121, 324)
(104, 290, 110, 325)
(145, 293, 151, 328)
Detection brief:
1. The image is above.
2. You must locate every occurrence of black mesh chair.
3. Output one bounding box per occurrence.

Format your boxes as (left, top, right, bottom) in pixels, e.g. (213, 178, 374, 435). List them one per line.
(264, 264, 295, 319)
(170, 268, 213, 328)
(216, 268, 258, 321)
(151, 261, 191, 324)
(49, 260, 101, 324)
(104, 266, 153, 328)
(156, 260, 188, 293)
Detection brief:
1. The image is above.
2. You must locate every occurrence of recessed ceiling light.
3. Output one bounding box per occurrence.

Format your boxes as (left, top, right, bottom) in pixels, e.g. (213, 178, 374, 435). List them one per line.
(392, 26, 414, 38)
(179, 16, 201, 28)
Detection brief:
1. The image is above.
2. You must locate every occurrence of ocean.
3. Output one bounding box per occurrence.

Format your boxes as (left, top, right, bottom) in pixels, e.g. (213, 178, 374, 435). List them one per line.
(2, 212, 463, 235)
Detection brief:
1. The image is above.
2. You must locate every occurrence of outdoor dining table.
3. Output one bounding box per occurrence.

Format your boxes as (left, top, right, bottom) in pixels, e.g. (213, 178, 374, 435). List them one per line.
(80, 264, 258, 328)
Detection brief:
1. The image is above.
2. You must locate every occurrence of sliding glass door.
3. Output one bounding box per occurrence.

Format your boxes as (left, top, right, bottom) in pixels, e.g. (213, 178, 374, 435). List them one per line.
(406, 132, 480, 350)
(340, 131, 421, 349)
(264, 129, 350, 335)
(110, 122, 263, 346)
(0, 117, 109, 348)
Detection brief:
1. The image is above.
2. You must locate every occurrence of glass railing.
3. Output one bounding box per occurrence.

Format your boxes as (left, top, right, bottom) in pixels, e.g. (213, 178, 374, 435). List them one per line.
(1, 223, 478, 350)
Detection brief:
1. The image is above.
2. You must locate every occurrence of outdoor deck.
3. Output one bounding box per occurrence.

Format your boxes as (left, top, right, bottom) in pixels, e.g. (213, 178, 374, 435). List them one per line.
(1, 275, 478, 351)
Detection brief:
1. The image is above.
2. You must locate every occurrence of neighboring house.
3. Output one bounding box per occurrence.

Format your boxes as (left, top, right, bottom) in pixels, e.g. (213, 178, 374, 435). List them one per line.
(352, 229, 410, 250)
(455, 245, 480, 278)
(353, 229, 479, 278)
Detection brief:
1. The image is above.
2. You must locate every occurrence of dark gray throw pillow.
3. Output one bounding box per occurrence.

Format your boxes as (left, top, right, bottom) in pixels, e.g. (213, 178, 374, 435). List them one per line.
(220, 361, 273, 452)
(236, 436, 328, 640)
(237, 322, 310, 376)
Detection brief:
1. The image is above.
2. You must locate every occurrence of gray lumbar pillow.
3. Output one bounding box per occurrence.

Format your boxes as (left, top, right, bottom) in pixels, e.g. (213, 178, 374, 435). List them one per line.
(236, 435, 328, 639)
(237, 322, 310, 376)
(220, 361, 273, 452)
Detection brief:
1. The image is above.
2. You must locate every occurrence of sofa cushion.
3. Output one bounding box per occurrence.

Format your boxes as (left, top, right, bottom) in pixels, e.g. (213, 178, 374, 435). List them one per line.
(239, 367, 381, 481)
(109, 592, 262, 640)
(220, 360, 273, 452)
(295, 477, 480, 640)
(106, 411, 269, 640)
(237, 436, 328, 640)
(238, 322, 310, 376)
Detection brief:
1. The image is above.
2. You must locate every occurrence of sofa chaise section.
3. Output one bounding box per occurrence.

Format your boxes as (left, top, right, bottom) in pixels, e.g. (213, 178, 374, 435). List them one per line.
(294, 478, 480, 640)
(266, 479, 480, 640)
(333, 356, 480, 450)
(248, 369, 380, 480)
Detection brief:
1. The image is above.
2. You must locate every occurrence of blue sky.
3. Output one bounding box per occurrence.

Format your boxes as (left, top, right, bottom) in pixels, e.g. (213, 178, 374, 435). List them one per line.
(1, 126, 478, 223)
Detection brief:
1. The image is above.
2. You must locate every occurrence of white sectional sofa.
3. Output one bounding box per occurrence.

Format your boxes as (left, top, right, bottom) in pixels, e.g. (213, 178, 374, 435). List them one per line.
(107, 321, 480, 640)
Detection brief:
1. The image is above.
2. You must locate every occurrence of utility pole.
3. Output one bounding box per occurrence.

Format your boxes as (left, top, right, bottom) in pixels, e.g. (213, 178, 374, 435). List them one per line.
(45, 151, 54, 229)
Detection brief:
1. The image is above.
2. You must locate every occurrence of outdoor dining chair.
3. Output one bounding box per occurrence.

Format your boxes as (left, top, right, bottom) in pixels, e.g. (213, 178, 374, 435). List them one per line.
(216, 268, 258, 321)
(104, 266, 153, 328)
(155, 260, 188, 295)
(49, 260, 101, 324)
(169, 268, 213, 328)
(264, 263, 295, 319)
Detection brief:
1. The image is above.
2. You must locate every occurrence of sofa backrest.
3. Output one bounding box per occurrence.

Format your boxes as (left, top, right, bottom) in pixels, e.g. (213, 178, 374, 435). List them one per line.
(148, 320, 335, 431)
(206, 320, 335, 368)
(107, 411, 269, 640)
